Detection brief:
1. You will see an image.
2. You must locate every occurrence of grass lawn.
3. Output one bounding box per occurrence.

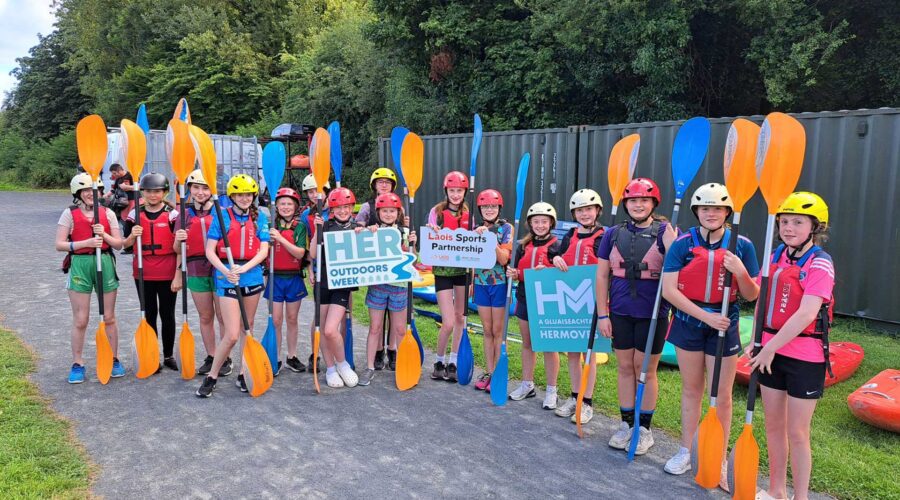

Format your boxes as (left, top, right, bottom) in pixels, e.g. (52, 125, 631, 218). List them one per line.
(351, 290, 899, 500)
(0, 327, 92, 498)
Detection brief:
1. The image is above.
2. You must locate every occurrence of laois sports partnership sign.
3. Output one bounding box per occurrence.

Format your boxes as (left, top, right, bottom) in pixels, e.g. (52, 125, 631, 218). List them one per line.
(523, 265, 611, 353)
(323, 227, 418, 289)
(419, 227, 497, 269)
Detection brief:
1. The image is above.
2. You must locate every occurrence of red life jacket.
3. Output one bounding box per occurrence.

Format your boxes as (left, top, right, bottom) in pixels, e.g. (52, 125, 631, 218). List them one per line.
(137, 207, 175, 256)
(184, 206, 212, 260)
(437, 206, 470, 230)
(70, 206, 111, 254)
(517, 236, 558, 274)
(676, 227, 739, 306)
(271, 219, 302, 272)
(764, 244, 834, 336)
(560, 226, 605, 266)
(216, 208, 260, 262)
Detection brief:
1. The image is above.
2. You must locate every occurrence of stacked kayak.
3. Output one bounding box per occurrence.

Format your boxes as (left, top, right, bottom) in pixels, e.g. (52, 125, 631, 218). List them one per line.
(847, 369, 900, 433)
(660, 316, 754, 367)
(735, 341, 864, 387)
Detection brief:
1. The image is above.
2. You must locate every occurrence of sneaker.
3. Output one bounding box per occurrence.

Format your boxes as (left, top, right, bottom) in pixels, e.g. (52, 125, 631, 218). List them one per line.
(431, 361, 446, 380)
(387, 349, 397, 370)
(358, 368, 376, 386)
(111, 358, 125, 378)
(542, 387, 558, 410)
(337, 363, 358, 387)
(608, 421, 632, 450)
(272, 361, 282, 377)
(571, 404, 594, 424)
(374, 349, 385, 370)
(635, 426, 655, 456)
(197, 355, 214, 375)
(445, 363, 458, 382)
(195, 376, 216, 398)
(326, 369, 344, 388)
(236, 374, 248, 393)
(555, 397, 577, 417)
(664, 446, 691, 474)
(220, 357, 233, 377)
(474, 373, 491, 391)
(509, 382, 536, 401)
(286, 356, 306, 373)
(308, 354, 321, 374)
(68, 363, 86, 384)
(163, 357, 179, 371)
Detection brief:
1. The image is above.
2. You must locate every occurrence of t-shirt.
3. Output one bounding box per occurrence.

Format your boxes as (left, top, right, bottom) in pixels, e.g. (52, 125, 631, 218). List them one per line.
(206, 209, 270, 290)
(124, 207, 178, 281)
(271, 216, 308, 277)
(761, 248, 835, 363)
(57, 206, 119, 233)
(597, 221, 671, 319)
(355, 200, 375, 226)
(474, 221, 513, 286)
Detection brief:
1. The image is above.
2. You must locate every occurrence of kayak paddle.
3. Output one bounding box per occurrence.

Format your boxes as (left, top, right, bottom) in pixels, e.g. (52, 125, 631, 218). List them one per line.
(396, 132, 424, 390)
(328, 121, 354, 370)
(458, 113, 482, 386)
(729, 113, 806, 499)
(76, 115, 113, 384)
(310, 127, 332, 393)
(628, 116, 710, 460)
(261, 140, 286, 374)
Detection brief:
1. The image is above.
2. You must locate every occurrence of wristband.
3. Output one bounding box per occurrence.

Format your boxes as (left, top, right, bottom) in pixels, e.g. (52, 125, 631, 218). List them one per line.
(70, 241, 75, 252)
(597, 315, 609, 320)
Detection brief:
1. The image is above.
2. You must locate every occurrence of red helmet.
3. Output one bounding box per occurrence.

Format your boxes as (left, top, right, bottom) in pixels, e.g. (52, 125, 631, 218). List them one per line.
(375, 192, 402, 209)
(443, 171, 469, 190)
(327, 187, 356, 208)
(476, 189, 503, 207)
(275, 187, 301, 205)
(622, 177, 661, 205)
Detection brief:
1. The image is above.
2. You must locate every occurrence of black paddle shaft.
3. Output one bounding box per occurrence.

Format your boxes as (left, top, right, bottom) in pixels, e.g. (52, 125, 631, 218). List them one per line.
(179, 189, 188, 316)
(211, 198, 252, 333)
(709, 218, 741, 400)
(92, 186, 105, 317)
(744, 253, 771, 413)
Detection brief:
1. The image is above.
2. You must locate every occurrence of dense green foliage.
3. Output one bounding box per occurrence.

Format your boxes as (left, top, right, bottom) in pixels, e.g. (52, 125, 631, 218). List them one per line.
(1, 0, 897, 190)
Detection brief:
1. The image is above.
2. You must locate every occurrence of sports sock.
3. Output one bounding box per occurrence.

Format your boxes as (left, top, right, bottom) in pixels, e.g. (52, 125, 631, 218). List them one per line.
(620, 407, 635, 427)
(639, 409, 654, 429)
(436, 355, 445, 364)
(448, 352, 458, 364)
(584, 397, 593, 406)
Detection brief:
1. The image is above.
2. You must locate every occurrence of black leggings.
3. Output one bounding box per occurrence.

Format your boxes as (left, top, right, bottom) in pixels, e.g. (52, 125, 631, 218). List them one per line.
(135, 279, 177, 357)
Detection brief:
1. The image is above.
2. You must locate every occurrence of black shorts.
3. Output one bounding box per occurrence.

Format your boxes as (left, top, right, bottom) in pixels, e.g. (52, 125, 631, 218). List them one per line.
(514, 298, 528, 322)
(758, 353, 826, 399)
(610, 313, 668, 355)
(320, 287, 351, 308)
(221, 284, 265, 299)
(435, 274, 469, 292)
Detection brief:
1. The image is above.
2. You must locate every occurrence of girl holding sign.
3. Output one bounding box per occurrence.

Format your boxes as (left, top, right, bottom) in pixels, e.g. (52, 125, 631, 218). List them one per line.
(661, 183, 759, 478)
(472, 189, 514, 392)
(426, 171, 471, 383)
(506, 202, 561, 409)
(310, 187, 360, 388)
(550, 189, 606, 423)
(595, 178, 676, 454)
(357, 192, 418, 386)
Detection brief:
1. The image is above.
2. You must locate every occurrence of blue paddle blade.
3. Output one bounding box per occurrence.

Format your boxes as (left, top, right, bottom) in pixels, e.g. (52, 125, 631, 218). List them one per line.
(344, 315, 354, 370)
(390, 127, 410, 187)
(262, 141, 286, 193)
(470, 114, 482, 178)
(458, 329, 475, 385)
(136, 104, 150, 136)
(627, 383, 647, 461)
(261, 317, 279, 373)
(411, 319, 424, 366)
(671, 117, 711, 199)
(515, 153, 530, 221)
(328, 121, 342, 183)
(491, 345, 509, 406)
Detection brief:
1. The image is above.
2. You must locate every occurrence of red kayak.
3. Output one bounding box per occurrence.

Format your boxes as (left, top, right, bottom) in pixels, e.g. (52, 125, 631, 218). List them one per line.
(735, 341, 864, 387)
(847, 369, 900, 433)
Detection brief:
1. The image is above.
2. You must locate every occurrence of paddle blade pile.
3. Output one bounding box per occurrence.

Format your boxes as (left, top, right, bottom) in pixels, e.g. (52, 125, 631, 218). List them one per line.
(608, 134, 640, 206)
(400, 133, 424, 199)
(457, 331, 474, 386)
(167, 119, 196, 183)
(190, 125, 218, 196)
(692, 406, 725, 488)
(178, 323, 196, 380)
(261, 317, 279, 373)
(121, 119, 148, 179)
(310, 128, 331, 194)
(134, 319, 160, 379)
(75, 115, 108, 179)
(756, 112, 806, 213)
(723, 119, 760, 212)
(490, 344, 509, 406)
(396, 327, 421, 391)
(671, 117, 711, 199)
(243, 336, 274, 397)
(95, 322, 113, 385)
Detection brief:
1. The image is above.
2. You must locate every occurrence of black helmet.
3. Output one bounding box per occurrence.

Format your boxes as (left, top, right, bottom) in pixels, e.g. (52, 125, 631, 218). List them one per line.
(141, 172, 170, 191)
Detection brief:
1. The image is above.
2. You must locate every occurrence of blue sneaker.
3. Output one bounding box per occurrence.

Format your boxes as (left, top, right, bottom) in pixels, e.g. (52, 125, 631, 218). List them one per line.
(111, 358, 125, 378)
(68, 363, 86, 384)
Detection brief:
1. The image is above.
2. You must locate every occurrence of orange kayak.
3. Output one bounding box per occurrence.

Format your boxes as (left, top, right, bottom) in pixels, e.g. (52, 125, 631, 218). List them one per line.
(735, 341, 864, 387)
(847, 369, 900, 433)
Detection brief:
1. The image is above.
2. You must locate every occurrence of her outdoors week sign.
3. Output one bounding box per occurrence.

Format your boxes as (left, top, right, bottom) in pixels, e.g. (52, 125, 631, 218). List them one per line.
(419, 227, 498, 269)
(323, 228, 418, 289)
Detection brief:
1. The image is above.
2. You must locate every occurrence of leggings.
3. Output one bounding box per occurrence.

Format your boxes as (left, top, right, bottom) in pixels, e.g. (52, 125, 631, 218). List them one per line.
(135, 279, 177, 357)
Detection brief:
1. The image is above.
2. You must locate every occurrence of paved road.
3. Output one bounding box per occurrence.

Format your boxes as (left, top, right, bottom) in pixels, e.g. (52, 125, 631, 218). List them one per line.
(0, 192, 821, 499)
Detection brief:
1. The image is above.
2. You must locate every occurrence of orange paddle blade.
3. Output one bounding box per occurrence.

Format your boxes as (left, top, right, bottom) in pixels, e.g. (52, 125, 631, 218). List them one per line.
(189, 125, 218, 196)
(396, 327, 421, 391)
(575, 359, 591, 438)
(400, 133, 424, 201)
(243, 335, 274, 397)
(134, 319, 160, 379)
(95, 321, 113, 385)
(756, 112, 806, 213)
(168, 120, 196, 184)
(310, 128, 331, 195)
(693, 406, 725, 488)
(178, 323, 195, 380)
(723, 119, 760, 212)
(608, 133, 640, 206)
(76, 115, 108, 180)
(120, 119, 147, 179)
(729, 423, 760, 500)
(312, 329, 321, 393)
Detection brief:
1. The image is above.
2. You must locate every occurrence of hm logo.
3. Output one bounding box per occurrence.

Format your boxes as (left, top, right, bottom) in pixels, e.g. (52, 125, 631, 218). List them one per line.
(534, 279, 594, 315)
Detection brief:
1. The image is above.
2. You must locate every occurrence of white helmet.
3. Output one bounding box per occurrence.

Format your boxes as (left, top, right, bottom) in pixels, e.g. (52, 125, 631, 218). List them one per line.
(526, 202, 557, 225)
(70, 173, 93, 195)
(302, 174, 330, 192)
(690, 183, 733, 211)
(569, 188, 603, 212)
(185, 170, 207, 187)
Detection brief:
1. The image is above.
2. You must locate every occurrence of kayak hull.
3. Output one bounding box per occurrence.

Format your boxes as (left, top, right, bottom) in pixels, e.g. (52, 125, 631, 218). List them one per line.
(847, 369, 900, 433)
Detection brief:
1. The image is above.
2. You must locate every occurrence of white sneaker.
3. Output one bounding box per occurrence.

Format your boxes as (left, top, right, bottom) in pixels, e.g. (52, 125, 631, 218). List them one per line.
(608, 421, 632, 449)
(509, 382, 536, 401)
(664, 446, 691, 474)
(571, 404, 593, 424)
(555, 397, 577, 417)
(326, 370, 344, 388)
(337, 363, 358, 388)
(542, 387, 558, 410)
(635, 426, 655, 455)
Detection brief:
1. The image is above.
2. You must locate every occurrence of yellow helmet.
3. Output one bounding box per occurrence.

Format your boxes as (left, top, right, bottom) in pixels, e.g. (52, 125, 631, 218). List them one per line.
(777, 191, 828, 225)
(370, 167, 397, 189)
(226, 174, 258, 196)
(186, 170, 207, 187)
